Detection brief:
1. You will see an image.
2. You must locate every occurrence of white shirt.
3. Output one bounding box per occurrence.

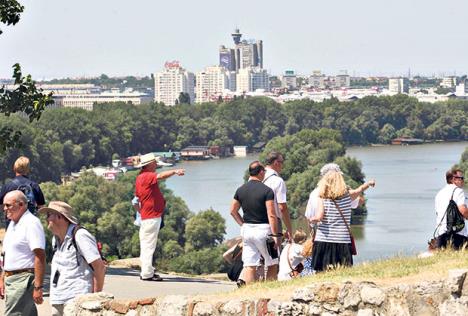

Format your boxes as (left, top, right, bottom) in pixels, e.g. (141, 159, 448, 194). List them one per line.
(263, 168, 287, 218)
(3, 211, 45, 271)
(305, 188, 359, 220)
(50, 224, 101, 304)
(434, 184, 467, 237)
(278, 243, 304, 281)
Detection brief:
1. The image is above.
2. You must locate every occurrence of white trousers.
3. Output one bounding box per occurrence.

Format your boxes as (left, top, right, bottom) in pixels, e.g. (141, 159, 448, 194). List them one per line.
(139, 217, 162, 278)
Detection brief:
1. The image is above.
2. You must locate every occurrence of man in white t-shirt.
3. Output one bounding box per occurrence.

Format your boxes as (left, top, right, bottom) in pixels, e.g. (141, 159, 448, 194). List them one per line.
(0, 190, 45, 316)
(39, 201, 106, 316)
(434, 168, 468, 249)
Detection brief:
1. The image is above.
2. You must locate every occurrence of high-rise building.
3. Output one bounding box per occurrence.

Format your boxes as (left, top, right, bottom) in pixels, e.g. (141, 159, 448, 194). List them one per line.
(195, 66, 236, 103)
(388, 77, 409, 94)
(309, 70, 326, 89)
(219, 29, 263, 71)
(154, 61, 195, 106)
(441, 76, 457, 88)
(281, 70, 297, 90)
(455, 78, 468, 96)
(236, 67, 269, 93)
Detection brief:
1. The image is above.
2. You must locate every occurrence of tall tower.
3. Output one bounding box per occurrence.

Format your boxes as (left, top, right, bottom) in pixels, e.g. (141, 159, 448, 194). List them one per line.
(231, 28, 242, 45)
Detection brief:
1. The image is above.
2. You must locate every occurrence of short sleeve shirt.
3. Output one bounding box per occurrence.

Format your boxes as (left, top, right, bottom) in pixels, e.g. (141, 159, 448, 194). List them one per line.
(3, 211, 45, 271)
(263, 168, 287, 218)
(0, 175, 45, 206)
(234, 180, 274, 224)
(135, 170, 165, 219)
(305, 188, 359, 221)
(435, 184, 467, 237)
(50, 224, 101, 304)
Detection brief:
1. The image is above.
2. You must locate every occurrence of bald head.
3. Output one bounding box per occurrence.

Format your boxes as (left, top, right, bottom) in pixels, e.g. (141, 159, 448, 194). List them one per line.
(5, 190, 27, 206)
(3, 190, 28, 223)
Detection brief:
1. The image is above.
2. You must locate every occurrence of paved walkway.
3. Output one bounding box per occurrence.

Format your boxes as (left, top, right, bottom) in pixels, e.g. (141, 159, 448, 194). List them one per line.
(0, 267, 236, 315)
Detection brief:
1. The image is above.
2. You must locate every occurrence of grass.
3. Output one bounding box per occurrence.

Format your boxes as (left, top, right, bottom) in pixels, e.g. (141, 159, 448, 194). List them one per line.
(196, 249, 468, 301)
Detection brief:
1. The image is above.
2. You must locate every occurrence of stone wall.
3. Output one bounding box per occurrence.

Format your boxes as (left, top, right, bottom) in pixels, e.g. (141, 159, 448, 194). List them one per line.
(64, 269, 468, 316)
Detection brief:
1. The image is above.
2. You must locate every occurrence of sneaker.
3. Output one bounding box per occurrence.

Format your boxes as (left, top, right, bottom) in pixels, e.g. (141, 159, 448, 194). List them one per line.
(140, 275, 163, 281)
(236, 279, 246, 288)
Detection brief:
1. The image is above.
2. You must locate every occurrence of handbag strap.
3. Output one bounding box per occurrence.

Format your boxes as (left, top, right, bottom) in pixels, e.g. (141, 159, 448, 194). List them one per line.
(286, 244, 295, 271)
(332, 200, 354, 239)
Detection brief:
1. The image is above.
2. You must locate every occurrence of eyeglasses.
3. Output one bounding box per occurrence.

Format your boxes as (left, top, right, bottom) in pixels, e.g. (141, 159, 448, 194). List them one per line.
(454, 176, 465, 180)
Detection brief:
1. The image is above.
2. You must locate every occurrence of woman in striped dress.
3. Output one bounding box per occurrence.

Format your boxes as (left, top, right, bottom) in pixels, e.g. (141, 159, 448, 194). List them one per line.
(308, 170, 373, 271)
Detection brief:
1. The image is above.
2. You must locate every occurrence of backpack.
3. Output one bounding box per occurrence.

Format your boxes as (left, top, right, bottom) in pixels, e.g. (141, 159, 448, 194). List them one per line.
(52, 225, 107, 269)
(446, 188, 465, 234)
(12, 178, 37, 215)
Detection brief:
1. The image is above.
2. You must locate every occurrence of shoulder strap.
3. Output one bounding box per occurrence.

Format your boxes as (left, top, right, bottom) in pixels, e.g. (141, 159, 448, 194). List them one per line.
(286, 244, 295, 271)
(450, 187, 459, 200)
(332, 200, 354, 239)
(262, 173, 277, 184)
(70, 225, 86, 267)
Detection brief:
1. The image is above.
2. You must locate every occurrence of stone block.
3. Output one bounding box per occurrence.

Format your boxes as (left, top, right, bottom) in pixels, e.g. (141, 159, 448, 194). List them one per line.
(82, 300, 104, 311)
(360, 285, 385, 306)
(292, 287, 315, 303)
(445, 269, 468, 297)
(138, 298, 156, 306)
(339, 282, 361, 309)
(125, 310, 138, 316)
(267, 300, 282, 314)
(102, 310, 118, 316)
(193, 302, 215, 316)
(158, 295, 190, 316)
(357, 309, 374, 316)
(256, 298, 270, 316)
(438, 296, 468, 315)
(307, 303, 322, 315)
(219, 299, 244, 316)
(276, 302, 308, 316)
(139, 305, 157, 316)
(109, 300, 131, 314)
(314, 283, 340, 303)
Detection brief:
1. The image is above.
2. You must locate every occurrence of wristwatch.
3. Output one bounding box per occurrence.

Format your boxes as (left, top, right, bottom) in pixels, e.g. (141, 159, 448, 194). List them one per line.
(34, 285, 43, 290)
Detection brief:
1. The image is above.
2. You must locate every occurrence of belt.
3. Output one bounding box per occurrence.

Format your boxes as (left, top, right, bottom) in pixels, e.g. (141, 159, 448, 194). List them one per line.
(4, 268, 35, 277)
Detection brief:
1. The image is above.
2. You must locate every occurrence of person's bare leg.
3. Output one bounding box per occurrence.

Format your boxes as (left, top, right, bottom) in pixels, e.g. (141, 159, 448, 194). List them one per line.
(243, 266, 257, 284)
(266, 264, 278, 280)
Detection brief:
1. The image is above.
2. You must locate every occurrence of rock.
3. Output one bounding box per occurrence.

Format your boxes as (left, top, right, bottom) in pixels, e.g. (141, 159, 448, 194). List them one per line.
(193, 302, 215, 316)
(276, 302, 308, 315)
(139, 305, 157, 316)
(360, 285, 385, 306)
(158, 295, 189, 316)
(314, 283, 340, 303)
(339, 282, 361, 309)
(81, 300, 104, 311)
(256, 298, 270, 315)
(292, 287, 315, 303)
(138, 298, 156, 306)
(445, 269, 468, 296)
(125, 310, 138, 316)
(108, 300, 131, 314)
(307, 303, 322, 315)
(438, 296, 468, 315)
(219, 299, 244, 315)
(357, 309, 374, 316)
(267, 300, 282, 314)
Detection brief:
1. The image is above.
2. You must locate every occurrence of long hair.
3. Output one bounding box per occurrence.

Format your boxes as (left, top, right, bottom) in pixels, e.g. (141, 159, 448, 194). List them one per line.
(318, 170, 348, 200)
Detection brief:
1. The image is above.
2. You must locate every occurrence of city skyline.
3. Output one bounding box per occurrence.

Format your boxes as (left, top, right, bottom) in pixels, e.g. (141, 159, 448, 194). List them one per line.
(1, 0, 467, 79)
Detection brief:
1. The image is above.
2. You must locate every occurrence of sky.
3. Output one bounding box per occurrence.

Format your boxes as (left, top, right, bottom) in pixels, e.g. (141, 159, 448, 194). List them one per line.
(1, 0, 467, 79)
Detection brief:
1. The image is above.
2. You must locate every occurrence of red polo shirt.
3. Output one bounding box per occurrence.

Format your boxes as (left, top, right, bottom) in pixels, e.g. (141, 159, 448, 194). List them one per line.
(135, 170, 165, 219)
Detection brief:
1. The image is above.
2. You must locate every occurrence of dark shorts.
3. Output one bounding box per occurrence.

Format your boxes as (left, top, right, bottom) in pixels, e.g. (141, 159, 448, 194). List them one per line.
(436, 233, 468, 250)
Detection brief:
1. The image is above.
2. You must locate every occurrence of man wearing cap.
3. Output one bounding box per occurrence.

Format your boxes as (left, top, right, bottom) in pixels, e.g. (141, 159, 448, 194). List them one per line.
(0, 190, 45, 316)
(305, 163, 375, 221)
(40, 201, 106, 315)
(135, 153, 185, 281)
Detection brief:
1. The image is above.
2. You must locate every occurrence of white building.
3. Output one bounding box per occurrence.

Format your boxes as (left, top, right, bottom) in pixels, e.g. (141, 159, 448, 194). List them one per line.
(195, 66, 236, 103)
(441, 76, 457, 88)
(455, 79, 468, 96)
(53, 89, 152, 111)
(334, 74, 351, 88)
(154, 61, 195, 106)
(280, 70, 297, 90)
(236, 67, 269, 93)
(309, 70, 326, 89)
(388, 78, 409, 94)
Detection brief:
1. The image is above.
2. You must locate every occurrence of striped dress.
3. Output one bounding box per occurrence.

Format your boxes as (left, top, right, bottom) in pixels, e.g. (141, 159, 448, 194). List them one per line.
(315, 194, 352, 243)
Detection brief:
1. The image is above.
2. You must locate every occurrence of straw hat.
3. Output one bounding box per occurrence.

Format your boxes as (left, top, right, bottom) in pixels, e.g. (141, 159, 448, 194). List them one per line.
(39, 201, 78, 224)
(137, 153, 157, 168)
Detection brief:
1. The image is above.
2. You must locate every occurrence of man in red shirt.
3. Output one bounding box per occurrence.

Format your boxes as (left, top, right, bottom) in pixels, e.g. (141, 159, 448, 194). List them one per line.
(135, 153, 185, 281)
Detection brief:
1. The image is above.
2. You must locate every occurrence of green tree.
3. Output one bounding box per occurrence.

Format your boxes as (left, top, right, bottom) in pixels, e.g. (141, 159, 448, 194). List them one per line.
(185, 209, 226, 251)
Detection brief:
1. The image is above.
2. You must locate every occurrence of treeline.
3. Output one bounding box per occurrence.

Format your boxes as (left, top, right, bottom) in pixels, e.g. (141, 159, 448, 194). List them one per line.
(41, 171, 228, 274)
(0, 95, 467, 184)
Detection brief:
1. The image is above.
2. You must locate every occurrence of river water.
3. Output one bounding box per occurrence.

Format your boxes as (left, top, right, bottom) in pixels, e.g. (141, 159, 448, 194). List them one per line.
(166, 142, 467, 262)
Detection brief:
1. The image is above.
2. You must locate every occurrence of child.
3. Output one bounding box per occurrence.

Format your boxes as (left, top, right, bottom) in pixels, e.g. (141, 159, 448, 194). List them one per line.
(278, 230, 308, 281)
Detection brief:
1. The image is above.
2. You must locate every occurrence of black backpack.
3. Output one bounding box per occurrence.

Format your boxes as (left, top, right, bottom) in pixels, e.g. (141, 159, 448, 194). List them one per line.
(12, 178, 37, 215)
(446, 188, 465, 234)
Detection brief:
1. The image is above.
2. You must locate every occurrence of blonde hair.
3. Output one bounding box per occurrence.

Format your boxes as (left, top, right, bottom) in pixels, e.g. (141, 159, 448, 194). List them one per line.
(318, 170, 348, 200)
(301, 238, 313, 257)
(13, 156, 30, 175)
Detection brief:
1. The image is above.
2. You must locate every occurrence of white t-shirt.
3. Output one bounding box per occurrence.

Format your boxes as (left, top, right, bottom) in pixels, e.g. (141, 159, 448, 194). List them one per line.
(50, 224, 101, 304)
(434, 184, 467, 237)
(278, 243, 304, 281)
(3, 211, 45, 271)
(305, 188, 359, 220)
(263, 168, 287, 218)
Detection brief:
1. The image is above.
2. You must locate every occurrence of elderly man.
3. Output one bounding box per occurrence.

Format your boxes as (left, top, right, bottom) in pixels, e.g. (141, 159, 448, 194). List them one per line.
(434, 168, 468, 249)
(135, 153, 185, 281)
(39, 201, 106, 316)
(230, 161, 280, 284)
(0, 190, 45, 316)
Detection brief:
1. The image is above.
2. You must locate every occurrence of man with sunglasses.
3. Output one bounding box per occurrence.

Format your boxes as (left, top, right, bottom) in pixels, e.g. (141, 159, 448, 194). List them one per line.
(434, 168, 468, 249)
(0, 190, 45, 316)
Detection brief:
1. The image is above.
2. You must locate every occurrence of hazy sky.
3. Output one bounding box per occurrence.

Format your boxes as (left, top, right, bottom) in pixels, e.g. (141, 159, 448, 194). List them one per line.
(1, 0, 467, 79)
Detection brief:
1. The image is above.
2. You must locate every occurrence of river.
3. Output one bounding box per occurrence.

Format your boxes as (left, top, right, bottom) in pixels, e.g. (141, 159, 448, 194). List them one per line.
(166, 142, 468, 262)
